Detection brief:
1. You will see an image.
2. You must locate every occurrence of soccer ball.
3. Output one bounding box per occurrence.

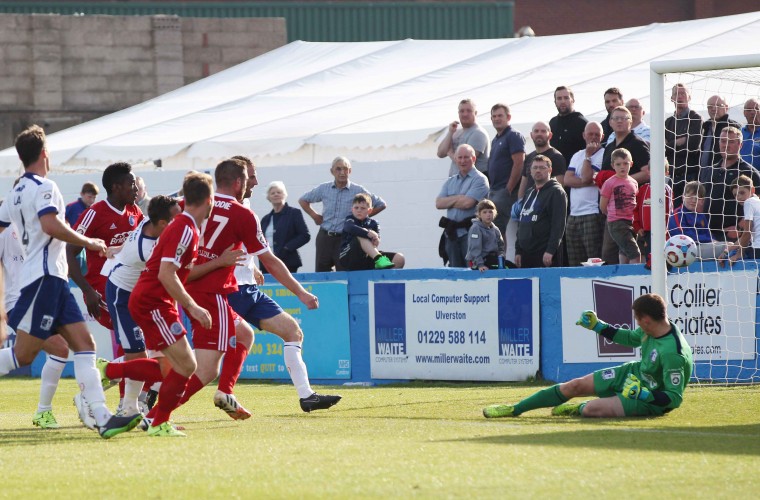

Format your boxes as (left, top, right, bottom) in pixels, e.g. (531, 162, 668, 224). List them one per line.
(664, 234, 698, 267)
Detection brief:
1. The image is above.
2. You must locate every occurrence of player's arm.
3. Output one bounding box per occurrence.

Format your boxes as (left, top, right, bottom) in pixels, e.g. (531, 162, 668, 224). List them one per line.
(575, 310, 644, 347)
(651, 354, 689, 409)
(258, 250, 318, 310)
(157, 260, 211, 328)
(186, 244, 246, 282)
(298, 198, 323, 226)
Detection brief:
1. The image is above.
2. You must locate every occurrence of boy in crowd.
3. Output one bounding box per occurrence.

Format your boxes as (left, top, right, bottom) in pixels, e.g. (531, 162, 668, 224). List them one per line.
(634, 159, 673, 265)
(339, 193, 404, 271)
(600, 148, 640, 264)
(668, 181, 725, 260)
(465, 199, 504, 271)
(724, 175, 760, 263)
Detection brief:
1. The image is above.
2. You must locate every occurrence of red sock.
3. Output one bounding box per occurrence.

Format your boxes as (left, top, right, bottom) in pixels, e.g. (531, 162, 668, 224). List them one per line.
(151, 369, 189, 427)
(106, 358, 163, 384)
(177, 374, 206, 406)
(217, 343, 249, 394)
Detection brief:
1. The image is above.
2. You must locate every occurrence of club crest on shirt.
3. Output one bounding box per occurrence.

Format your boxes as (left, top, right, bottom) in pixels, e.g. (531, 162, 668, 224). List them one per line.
(40, 315, 54, 331)
(650, 349, 658, 363)
(176, 243, 187, 260)
(228, 336, 237, 349)
(601, 369, 615, 380)
(669, 370, 682, 386)
(129, 215, 135, 226)
(132, 326, 144, 342)
(170, 322, 184, 336)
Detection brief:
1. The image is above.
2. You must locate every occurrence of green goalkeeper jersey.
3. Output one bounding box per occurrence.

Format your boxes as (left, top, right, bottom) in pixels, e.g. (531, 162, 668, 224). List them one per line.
(603, 321, 694, 409)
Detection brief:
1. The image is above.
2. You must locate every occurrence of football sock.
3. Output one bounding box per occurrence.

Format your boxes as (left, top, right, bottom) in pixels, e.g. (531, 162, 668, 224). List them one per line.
(513, 385, 568, 416)
(177, 374, 205, 406)
(0, 348, 19, 376)
(122, 378, 144, 414)
(106, 358, 163, 384)
(284, 342, 313, 399)
(37, 355, 66, 412)
(217, 343, 249, 394)
(73, 351, 111, 426)
(152, 369, 189, 427)
(578, 402, 589, 416)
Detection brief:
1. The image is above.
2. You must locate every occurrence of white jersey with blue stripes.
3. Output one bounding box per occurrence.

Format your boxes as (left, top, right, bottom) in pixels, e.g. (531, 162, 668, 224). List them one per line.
(105, 218, 158, 292)
(0, 173, 68, 289)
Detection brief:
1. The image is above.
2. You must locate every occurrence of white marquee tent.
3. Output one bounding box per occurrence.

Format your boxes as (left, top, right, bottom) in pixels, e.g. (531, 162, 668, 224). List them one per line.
(1, 12, 759, 270)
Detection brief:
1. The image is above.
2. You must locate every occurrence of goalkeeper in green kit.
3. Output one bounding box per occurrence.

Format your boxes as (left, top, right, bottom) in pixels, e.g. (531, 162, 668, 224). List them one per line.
(483, 293, 694, 418)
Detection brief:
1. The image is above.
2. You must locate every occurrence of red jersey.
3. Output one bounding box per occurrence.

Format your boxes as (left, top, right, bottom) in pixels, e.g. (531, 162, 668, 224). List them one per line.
(74, 200, 143, 292)
(185, 194, 268, 295)
(132, 212, 199, 308)
(633, 182, 673, 233)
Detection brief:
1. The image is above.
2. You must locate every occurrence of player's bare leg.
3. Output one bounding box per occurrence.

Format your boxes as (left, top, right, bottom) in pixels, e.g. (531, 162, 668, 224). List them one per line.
(577, 397, 625, 417)
(260, 312, 341, 412)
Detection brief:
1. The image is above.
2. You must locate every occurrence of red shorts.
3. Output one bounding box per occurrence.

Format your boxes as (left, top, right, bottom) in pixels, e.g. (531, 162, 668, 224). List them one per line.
(188, 292, 239, 351)
(129, 302, 186, 352)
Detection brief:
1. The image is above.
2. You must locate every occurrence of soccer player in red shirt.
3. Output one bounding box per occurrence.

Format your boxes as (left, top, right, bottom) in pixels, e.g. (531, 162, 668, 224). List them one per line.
(67, 162, 143, 329)
(126, 172, 214, 437)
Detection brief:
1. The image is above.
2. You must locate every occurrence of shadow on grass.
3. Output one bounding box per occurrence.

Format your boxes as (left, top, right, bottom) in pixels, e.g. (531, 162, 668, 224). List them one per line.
(455, 422, 760, 456)
(0, 427, 145, 446)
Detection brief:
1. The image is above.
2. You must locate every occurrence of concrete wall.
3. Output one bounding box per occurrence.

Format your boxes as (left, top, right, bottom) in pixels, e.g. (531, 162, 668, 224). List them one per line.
(0, 13, 286, 150)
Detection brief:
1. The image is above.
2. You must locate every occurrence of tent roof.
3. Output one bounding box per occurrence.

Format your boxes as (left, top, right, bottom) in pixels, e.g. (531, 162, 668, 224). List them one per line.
(2, 11, 760, 174)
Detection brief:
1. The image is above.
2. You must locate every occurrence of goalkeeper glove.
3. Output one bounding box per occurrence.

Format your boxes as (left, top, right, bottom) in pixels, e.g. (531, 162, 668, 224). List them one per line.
(576, 310, 608, 333)
(622, 374, 652, 401)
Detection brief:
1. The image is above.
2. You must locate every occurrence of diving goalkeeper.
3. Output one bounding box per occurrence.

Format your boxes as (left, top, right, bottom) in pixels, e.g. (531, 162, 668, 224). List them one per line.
(483, 293, 693, 418)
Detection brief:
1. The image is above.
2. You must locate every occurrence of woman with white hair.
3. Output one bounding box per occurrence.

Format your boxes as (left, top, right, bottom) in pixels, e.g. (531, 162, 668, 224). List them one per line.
(259, 181, 311, 273)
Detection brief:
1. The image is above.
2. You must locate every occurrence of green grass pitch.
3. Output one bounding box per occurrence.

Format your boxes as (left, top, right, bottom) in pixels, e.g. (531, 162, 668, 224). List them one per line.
(0, 379, 757, 498)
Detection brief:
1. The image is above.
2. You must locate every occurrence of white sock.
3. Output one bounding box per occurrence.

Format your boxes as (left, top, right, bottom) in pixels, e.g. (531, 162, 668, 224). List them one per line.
(150, 381, 161, 392)
(122, 379, 143, 414)
(0, 348, 19, 377)
(284, 342, 313, 399)
(37, 355, 66, 412)
(73, 351, 111, 426)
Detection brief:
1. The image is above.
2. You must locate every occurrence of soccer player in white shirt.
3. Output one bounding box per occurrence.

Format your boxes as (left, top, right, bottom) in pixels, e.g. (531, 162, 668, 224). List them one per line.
(0, 125, 142, 438)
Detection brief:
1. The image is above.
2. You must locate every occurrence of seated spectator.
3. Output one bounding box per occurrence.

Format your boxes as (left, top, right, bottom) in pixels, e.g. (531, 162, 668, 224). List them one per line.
(600, 148, 641, 264)
(668, 181, 725, 260)
(466, 199, 505, 271)
(259, 181, 311, 274)
(724, 175, 760, 264)
(339, 193, 404, 271)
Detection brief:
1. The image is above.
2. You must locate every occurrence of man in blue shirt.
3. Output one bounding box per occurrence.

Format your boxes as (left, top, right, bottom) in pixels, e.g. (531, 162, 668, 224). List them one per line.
(299, 156, 386, 272)
(486, 103, 525, 236)
(741, 98, 760, 170)
(65, 182, 99, 226)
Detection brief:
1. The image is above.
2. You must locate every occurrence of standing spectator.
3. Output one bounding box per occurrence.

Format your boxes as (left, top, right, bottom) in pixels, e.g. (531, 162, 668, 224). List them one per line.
(699, 126, 760, 242)
(617, 98, 651, 143)
(437, 99, 490, 176)
(436, 144, 490, 267)
(600, 106, 651, 264)
(260, 181, 310, 274)
(564, 122, 606, 266)
(601, 88, 624, 140)
(299, 156, 386, 272)
(486, 103, 525, 236)
(65, 182, 98, 227)
(549, 85, 588, 165)
(466, 199, 505, 271)
(135, 176, 151, 215)
(633, 162, 673, 265)
(519, 121, 567, 199)
(700, 95, 740, 170)
(665, 83, 703, 204)
(741, 98, 760, 170)
(515, 155, 567, 268)
(600, 148, 641, 265)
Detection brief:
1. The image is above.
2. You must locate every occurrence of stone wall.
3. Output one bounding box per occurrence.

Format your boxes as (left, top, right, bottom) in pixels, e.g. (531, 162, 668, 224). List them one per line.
(0, 13, 286, 150)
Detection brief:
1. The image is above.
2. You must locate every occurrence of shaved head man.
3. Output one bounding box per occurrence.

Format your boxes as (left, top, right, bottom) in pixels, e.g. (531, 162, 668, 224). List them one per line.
(700, 95, 740, 168)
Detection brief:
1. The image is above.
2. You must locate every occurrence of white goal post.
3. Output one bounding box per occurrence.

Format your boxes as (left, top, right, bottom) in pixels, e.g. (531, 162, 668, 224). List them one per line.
(650, 54, 760, 383)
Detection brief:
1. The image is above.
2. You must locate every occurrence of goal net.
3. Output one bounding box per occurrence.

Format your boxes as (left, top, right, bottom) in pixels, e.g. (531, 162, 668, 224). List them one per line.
(650, 55, 760, 384)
